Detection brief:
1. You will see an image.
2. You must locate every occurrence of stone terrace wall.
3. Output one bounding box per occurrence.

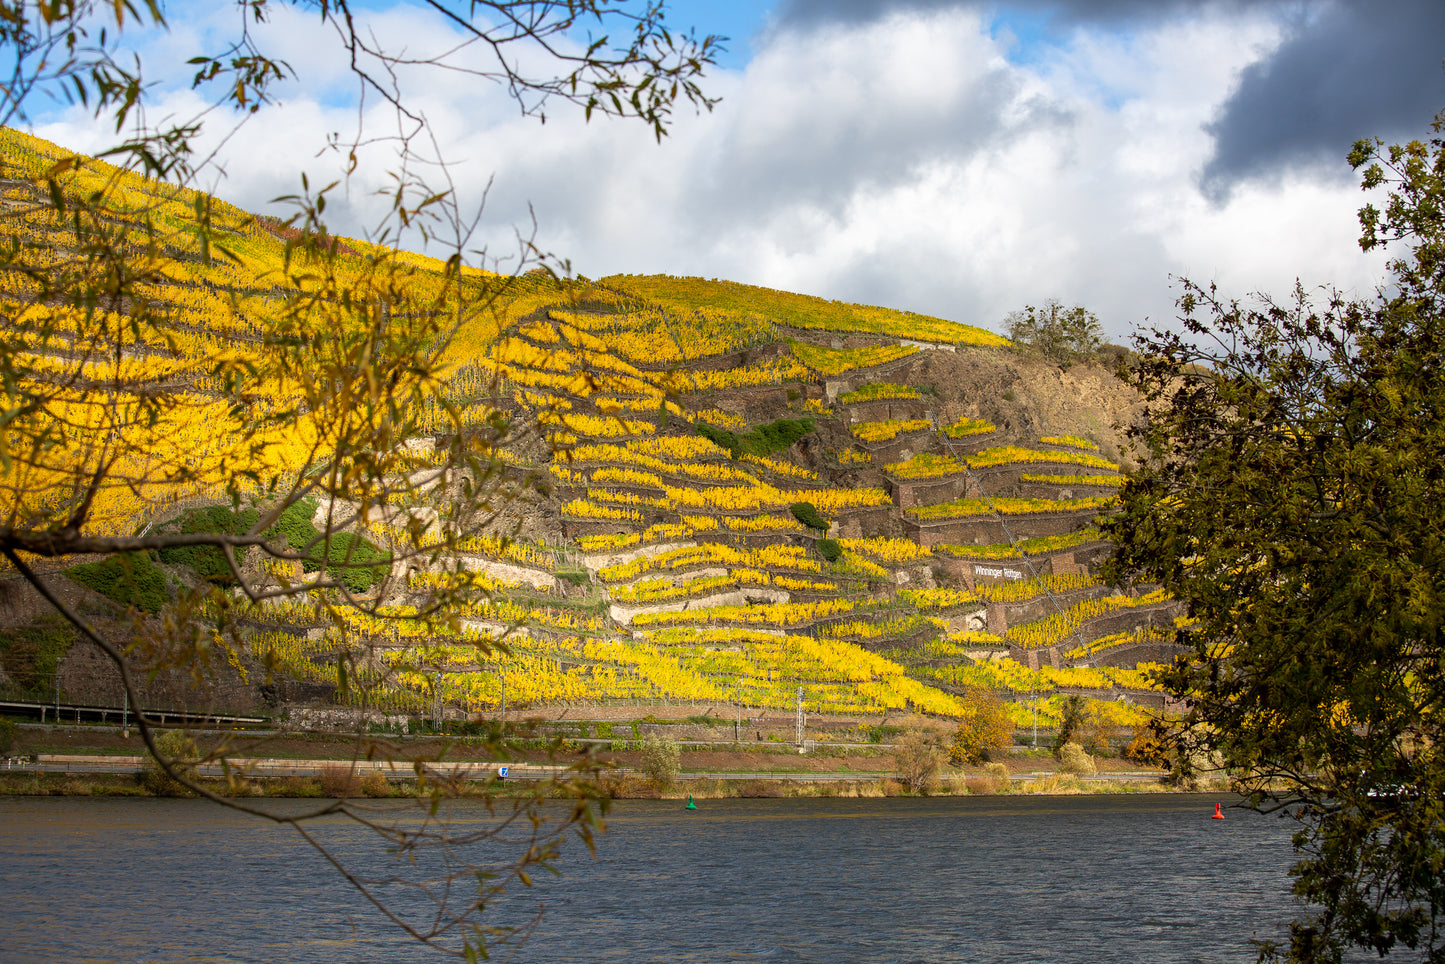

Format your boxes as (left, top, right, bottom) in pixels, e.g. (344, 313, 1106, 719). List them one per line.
(1018, 480, 1122, 500)
(843, 396, 930, 425)
(863, 430, 941, 467)
(966, 462, 1117, 498)
(1086, 638, 1188, 670)
(1004, 603, 1180, 668)
(888, 474, 978, 510)
(994, 585, 1114, 628)
(936, 554, 1048, 589)
(905, 512, 1084, 546)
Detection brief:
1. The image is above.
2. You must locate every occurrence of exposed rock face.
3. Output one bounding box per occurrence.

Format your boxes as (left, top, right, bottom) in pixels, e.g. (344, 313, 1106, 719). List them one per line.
(896, 349, 1144, 467)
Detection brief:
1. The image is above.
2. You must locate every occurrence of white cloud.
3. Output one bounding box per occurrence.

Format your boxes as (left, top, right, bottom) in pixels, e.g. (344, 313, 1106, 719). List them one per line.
(27, 1, 1399, 341)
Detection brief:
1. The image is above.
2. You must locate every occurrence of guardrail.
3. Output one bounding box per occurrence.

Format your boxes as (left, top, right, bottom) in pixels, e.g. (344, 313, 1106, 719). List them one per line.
(0, 700, 267, 727)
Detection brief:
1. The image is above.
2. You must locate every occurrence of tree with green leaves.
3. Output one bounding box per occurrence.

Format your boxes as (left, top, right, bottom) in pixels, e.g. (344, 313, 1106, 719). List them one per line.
(1051, 692, 1086, 754)
(1004, 299, 1102, 364)
(0, 1, 719, 957)
(1104, 109, 1445, 963)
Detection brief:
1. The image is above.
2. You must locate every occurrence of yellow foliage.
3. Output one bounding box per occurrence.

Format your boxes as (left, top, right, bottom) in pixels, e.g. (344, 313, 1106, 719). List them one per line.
(561, 499, 642, 522)
(852, 419, 931, 443)
(886, 452, 965, 479)
(838, 537, 932, 564)
(604, 274, 1005, 348)
(944, 416, 996, 439)
(909, 496, 1116, 521)
(1039, 435, 1099, 451)
(967, 446, 1119, 471)
(1020, 473, 1125, 487)
(838, 381, 921, 403)
(694, 408, 747, 431)
(789, 340, 918, 376)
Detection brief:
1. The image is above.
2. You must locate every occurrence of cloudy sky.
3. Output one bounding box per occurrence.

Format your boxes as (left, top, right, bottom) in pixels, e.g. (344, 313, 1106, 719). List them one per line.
(24, 0, 1445, 342)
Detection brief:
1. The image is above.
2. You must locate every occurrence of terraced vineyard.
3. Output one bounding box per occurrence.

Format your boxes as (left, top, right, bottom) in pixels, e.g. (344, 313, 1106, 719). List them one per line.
(0, 126, 1179, 735)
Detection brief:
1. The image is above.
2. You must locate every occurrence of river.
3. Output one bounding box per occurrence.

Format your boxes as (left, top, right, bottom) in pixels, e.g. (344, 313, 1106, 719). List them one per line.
(0, 793, 1319, 963)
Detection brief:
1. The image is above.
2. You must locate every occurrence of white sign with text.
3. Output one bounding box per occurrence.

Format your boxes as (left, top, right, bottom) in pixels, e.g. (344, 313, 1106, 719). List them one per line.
(974, 564, 1024, 580)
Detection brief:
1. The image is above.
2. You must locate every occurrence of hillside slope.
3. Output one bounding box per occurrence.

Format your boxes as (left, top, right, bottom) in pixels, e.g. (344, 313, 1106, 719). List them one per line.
(0, 127, 1180, 735)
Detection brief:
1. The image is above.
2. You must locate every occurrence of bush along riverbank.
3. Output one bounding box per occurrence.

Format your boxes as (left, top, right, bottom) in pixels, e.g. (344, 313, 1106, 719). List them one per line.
(0, 766, 1218, 800)
(1, 715, 1197, 799)
(0, 753, 1196, 799)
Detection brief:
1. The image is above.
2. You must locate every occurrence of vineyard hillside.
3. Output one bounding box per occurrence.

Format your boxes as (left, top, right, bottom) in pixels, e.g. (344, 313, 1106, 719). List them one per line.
(0, 127, 1183, 739)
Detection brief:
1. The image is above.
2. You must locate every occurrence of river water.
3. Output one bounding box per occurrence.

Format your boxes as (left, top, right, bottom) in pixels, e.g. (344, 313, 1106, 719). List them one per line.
(0, 793, 1319, 963)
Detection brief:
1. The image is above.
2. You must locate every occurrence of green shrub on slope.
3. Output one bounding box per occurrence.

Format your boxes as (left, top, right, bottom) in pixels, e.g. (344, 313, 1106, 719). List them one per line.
(157, 506, 260, 584)
(790, 502, 829, 532)
(64, 552, 168, 612)
(697, 417, 816, 460)
(267, 498, 390, 593)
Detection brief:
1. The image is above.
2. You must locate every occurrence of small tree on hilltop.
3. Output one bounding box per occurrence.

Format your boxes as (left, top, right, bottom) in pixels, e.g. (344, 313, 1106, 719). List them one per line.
(1005, 299, 1102, 364)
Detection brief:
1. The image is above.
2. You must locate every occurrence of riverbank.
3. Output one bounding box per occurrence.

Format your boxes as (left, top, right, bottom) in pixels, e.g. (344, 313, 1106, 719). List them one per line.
(1, 718, 1195, 798)
(0, 751, 1198, 799)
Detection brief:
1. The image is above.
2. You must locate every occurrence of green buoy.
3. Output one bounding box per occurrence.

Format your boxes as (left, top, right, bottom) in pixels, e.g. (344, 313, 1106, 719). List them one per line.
(685, 794, 697, 810)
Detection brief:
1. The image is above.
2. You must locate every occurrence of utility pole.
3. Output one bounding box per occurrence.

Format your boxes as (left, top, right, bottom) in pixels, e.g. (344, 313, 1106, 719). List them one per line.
(1032, 688, 1038, 748)
(795, 687, 805, 749)
(122, 687, 129, 739)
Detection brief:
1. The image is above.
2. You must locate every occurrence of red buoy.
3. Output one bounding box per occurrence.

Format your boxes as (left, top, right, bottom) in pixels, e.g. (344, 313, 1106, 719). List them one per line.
(1212, 802, 1224, 820)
